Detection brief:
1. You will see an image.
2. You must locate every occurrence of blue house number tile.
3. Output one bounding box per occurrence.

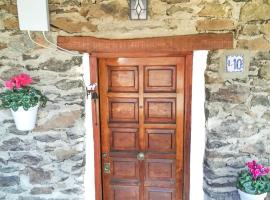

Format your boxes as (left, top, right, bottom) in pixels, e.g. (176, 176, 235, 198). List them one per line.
(226, 55, 244, 72)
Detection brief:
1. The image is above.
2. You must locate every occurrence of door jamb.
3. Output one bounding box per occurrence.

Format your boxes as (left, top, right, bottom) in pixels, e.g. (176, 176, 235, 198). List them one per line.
(90, 52, 193, 200)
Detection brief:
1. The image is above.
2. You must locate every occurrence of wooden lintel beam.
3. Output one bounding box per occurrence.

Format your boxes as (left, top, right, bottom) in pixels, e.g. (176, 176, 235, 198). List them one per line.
(57, 33, 233, 53)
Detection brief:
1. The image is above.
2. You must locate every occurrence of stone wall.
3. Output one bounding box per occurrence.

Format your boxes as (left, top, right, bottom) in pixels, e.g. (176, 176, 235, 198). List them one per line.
(0, 35, 85, 199)
(204, 50, 270, 200)
(1, 0, 270, 199)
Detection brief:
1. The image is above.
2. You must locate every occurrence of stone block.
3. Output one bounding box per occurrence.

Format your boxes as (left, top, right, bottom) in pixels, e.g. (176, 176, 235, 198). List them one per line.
(26, 167, 52, 184)
(0, 68, 23, 81)
(251, 95, 270, 107)
(30, 187, 54, 195)
(0, 137, 28, 151)
(0, 4, 17, 15)
(54, 148, 78, 161)
(33, 134, 61, 143)
(55, 79, 83, 90)
(51, 17, 97, 33)
(240, 2, 270, 22)
(0, 42, 7, 50)
(260, 23, 270, 36)
(208, 85, 250, 104)
(205, 71, 224, 84)
(237, 37, 270, 50)
(10, 155, 42, 166)
(0, 176, 20, 187)
(166, 5, 193, 16)
(197, 19, 235, 32)
(198, 2, 232, 18)
(22, 54, 39, 61)
(35, 110, 82, 132)
(3, 17, 19, 30)
(38, 57, 82, 72)
(259, 64, 270, 80)
(240, 24, 260, 36)
(100, 1, 128, 19)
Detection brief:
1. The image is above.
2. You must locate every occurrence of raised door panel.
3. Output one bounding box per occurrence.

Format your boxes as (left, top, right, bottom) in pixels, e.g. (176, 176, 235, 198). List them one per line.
(145, 159, 176, 187)
(110, 128, 139, 151)
(145, 129, 176, 152)
(111, 185, 139, 200)
(144, 98, 176, 123)
(109, 98, 139, 123)
(108, 66, 138, 92)
(144, 188, 176, 200)
(111, 157, 140, 183)
(144, 66, 176, 93)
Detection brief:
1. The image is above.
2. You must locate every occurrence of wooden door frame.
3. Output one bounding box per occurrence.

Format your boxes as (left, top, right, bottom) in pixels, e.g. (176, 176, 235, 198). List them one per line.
(57, 33, 233, 200)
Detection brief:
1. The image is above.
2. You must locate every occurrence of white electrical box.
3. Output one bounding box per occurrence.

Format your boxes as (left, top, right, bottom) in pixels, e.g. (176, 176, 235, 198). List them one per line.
(17, 0, 50, 31)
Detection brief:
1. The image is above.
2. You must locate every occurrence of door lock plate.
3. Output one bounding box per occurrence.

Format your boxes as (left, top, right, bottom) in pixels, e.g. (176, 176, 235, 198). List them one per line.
(104, 163, 110, 174)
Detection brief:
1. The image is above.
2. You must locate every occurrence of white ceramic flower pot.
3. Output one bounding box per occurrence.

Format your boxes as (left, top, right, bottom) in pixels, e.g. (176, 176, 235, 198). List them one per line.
(11, 104, 39, 131)
(238, 189, 267, 200)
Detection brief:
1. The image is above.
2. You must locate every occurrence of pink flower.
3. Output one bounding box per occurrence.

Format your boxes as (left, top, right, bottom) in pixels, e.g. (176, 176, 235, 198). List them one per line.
(17, 73, 32, 86)
(247, 160, 257, 169)
(3, 73, 33, 90)
(13, 76, 22, 89)
(246, 160, 270, 180)
(257, 164, 263, 170)
(4, 80, 14, 90)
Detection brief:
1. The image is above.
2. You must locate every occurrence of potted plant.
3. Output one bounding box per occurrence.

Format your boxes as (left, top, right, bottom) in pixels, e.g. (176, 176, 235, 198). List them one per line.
(0, 73, 47, 131)
(237, 160, 270, 200)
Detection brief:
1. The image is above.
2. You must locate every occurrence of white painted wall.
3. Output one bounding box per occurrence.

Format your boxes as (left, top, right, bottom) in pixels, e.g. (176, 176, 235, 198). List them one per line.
(83, 53, 96, 200)
(83, 50, 208, 200)
(190, 50, 208, 200)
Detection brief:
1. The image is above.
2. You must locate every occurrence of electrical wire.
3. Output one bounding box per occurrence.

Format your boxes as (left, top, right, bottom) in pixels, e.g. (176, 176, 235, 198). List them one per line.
(42, 31, 82, 56)
(27, 30, 54, 50)
(27, 30, 83, 57)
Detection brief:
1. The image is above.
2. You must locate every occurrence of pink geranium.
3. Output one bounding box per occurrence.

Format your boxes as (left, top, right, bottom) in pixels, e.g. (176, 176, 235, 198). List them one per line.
(4, 80, 15, 90)
(246, 160, 270, 180)
(4, 73, 32, 90)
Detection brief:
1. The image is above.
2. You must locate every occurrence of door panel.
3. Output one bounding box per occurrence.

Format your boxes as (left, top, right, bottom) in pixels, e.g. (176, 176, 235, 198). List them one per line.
(99, 57, 185, 200)
(110, 185, 139, 200)
(108, 66, 138, 92)
(145, 129, 176, 152)
(145, 159, 176, 185)
(144, 98, 176, 123)
(144, 188, 176, 200)
(144, 66, 176, 92)
(108, 98, 139, 123)
(110, 128, 139, 151)
(111, 157, 140, 182)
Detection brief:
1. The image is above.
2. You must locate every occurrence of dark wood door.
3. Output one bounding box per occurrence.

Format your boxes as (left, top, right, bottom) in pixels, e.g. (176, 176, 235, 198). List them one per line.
(99, 57, 185, 200)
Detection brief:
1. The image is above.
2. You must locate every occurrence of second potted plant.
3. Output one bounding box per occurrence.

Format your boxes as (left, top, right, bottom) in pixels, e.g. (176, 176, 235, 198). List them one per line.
(237, 160, 270, 200)
(0, 73, 47, 131)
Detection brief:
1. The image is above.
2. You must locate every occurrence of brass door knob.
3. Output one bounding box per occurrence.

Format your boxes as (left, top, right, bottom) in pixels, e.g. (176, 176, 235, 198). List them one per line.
(137, 152, 145, 161)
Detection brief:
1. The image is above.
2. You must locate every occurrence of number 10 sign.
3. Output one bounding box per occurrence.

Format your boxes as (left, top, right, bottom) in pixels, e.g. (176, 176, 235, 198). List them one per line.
(226, 55, 244, 72)
(220, 50, 249, 79)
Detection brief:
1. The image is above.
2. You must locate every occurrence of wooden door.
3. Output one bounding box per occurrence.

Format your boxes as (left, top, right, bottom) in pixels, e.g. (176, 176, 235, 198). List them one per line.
(99, 57, 185, 200)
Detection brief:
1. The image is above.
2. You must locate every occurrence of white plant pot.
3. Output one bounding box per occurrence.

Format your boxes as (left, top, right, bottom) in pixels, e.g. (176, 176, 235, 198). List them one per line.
(11, 104, 39, 131)
(238, 189, 267, 200)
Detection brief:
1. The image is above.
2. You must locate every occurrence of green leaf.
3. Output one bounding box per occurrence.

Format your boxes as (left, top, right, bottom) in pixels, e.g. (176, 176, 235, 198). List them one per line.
(0, 86, 48, 110)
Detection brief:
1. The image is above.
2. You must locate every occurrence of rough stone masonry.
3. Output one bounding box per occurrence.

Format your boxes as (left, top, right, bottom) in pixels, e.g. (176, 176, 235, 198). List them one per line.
(1, 0, 270, 199)
(205, 51, 270, 200)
